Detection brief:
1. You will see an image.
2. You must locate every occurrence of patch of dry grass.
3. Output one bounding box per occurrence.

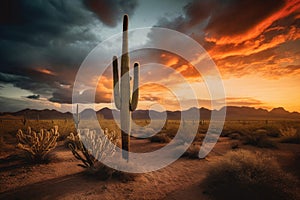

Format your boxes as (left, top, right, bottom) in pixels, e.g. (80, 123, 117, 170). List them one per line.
(202, 150, 299, 200)
(242, 132, 277, 148)
(279, 127, 300, 144)
(149, 133, 171, 143)
(181, 143, 201, 159)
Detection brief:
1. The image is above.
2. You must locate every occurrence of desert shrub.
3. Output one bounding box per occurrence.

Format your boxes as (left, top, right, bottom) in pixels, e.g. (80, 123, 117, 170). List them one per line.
(68, 128, 117, 168)
(228, 133, 240, 140)
(192, 133, 205, 142)
(221, 127, 252, 138)
(280, 127, 297, 136)
(279, 127, 300, 144)
(220, 129, 234, 137)
(84, 161, 138, 182)
(68, 128, 136, 181)
(293, 153, 300, 178)
(263, 126, 281, 137)
(0, 136, 4, 146)
(149, 133, 171, 143)
(242, 132, 277, 148)
(181, 143, 200, 159)
(16, 126, 59, 163)
(231, 141, 239, 149)
(279, 136, 300, 144)
(202, 150, 299, 200)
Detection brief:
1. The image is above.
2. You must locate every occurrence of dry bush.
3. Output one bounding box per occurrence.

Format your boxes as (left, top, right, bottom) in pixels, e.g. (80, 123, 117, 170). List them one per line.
(242, 132, 277, 148)
(263, 125, 281, 137)
(149, 133, 171, 143)
(202, 150, 299, 200)
(68, 128, 136, 181)
(228, 133, 241, 140)
(220, 123, 253, 137)
(231, 141, 239, 149)
(279, 127, 300, 144)
(181, 143, 201, 159)
(0, 136, 4, 146)
(16, 126, 59, 163)
(68, 128, 118, 168)
(280, 136, 300, 144)
(85, 161, 138, 182)
(293, 153, 300, 178)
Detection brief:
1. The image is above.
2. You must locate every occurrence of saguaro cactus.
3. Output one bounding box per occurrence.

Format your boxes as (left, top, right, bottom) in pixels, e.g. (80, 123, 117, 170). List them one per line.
(112, 15, 139, 160)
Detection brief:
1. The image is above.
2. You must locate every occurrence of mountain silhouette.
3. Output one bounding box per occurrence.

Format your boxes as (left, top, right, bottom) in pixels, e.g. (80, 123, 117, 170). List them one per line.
(1, 106, 299, 120)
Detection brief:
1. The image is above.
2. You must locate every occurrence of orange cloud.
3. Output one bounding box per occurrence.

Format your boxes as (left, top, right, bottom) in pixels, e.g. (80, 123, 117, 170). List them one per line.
(35, 68, 56, 75)
(165, 57, 179, 67)
(226, 97, 264, 106)
(205, 0, 300, 45)
(209, 26, 300, 60)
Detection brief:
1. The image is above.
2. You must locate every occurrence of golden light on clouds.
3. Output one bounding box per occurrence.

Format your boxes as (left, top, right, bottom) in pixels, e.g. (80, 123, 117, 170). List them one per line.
(35, 68, 56, 76)
(205, 0, 300, 45)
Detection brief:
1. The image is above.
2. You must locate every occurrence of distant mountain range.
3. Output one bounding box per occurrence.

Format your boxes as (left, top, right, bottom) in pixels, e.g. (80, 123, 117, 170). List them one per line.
(0, 106, 300, 120)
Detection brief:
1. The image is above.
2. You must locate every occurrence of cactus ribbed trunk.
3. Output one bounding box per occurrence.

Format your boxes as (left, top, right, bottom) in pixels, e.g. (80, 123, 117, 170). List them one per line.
(113, 15, 139, 161)
(120, 15, 131, 161)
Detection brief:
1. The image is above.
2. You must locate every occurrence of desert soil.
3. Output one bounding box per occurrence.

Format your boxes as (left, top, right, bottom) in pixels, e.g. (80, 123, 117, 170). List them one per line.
(0, 137, 299, 200)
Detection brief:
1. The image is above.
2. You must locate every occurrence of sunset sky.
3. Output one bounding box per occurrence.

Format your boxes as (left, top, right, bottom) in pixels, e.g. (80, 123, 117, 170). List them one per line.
(0, 0, 300, 112)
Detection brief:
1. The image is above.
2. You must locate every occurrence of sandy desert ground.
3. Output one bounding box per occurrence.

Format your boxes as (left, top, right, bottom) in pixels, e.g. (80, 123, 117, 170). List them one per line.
(1, 133, 300, 200)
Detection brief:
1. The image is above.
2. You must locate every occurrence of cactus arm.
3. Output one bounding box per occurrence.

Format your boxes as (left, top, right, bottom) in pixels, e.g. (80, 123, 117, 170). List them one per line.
(113, 56, 121, 110)
(130, 62, 139, 111)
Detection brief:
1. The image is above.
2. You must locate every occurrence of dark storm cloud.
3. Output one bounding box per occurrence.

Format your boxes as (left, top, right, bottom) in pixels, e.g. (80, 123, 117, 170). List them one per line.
(158, 0, 285, 37)
(0, 0, 98, 99)
(48, 87, 73, 103)
(0, 0, 98, 72)
(85, 0, 138, 27)
(204, 0, 285, 36)
(49, 88, 111, 104)
(0, 0, 139, 105)
(26, 94, 40, 100)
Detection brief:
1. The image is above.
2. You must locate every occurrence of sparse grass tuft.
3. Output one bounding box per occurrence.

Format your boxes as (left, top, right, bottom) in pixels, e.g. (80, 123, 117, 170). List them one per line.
(0, 136, 4, 146)
(263, 126, 281, 137)
(242, 132, 277, 148)
(202, 150, 299, 200)
(280, 136, 300, 144)
(229, 133, 240, 140)
(182, 143, 201, 159)
(231, 141, 239, 149)
(149, 133, 171, 143)
(279, 127, 300, 144)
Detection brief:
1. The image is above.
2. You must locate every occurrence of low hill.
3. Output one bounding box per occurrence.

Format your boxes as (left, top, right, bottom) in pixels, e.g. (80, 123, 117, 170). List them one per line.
(1, 106, 300, 120)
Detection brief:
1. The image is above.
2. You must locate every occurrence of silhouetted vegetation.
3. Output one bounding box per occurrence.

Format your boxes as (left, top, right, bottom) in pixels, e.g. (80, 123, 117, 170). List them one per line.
(202, 150, 299, 200)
